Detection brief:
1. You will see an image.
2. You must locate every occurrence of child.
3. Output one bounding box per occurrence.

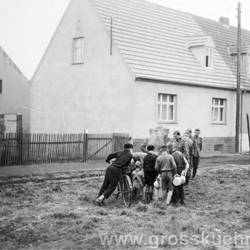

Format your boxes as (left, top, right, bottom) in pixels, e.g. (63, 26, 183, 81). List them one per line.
(143, 145, 158, 203)
(155, 146, 177, 205)
(132, 161, 144, 200)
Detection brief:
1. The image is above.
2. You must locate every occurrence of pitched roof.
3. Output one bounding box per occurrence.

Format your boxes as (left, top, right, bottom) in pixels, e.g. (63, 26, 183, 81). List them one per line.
(90, 0, 250, 90)
(0, 46, 29, 82)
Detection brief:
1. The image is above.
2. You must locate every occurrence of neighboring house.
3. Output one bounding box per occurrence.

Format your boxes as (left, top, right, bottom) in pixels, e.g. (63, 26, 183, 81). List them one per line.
(0, 47, 30, 133)
(31, 0, 250, 153)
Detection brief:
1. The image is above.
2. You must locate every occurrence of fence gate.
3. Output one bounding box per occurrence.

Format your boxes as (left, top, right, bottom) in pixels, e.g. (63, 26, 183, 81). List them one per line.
(0, 132, 130, 166)
(86, 133, 130, 160)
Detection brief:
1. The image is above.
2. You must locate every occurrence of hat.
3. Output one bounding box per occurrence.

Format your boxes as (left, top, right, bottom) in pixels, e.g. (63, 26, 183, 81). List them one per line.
(173, 130, 181, 136)
(173, 175, 186, 186)
(147, 145, 155, 151)
(124, 143, 133, 149)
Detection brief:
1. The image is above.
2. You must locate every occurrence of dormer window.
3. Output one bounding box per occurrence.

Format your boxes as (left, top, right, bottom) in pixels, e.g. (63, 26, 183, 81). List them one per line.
(186, 35, 215, 70)
(229, 45, 250, 77)
(233, 53, 250, 76)
(248, 53, 250, 76)
(205, 47, 213, 68)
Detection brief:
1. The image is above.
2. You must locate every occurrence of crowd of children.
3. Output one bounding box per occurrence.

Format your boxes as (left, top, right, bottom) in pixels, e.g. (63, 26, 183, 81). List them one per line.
(95, 129, 202, 207)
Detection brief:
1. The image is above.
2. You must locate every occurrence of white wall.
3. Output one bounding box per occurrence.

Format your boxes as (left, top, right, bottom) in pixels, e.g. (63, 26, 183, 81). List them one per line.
(31, 0, 134, 134)
(0, 48, 30, 132)
(241, 92, 250, 151)
(132, 80, 236, 139)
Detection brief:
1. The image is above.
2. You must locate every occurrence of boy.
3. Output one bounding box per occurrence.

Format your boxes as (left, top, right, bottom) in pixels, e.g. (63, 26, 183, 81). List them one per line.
(143, 145, 157, 203)
(95, 143, 133, 206)
(155, 146, 177, 205)
(170, 147, 189, 205)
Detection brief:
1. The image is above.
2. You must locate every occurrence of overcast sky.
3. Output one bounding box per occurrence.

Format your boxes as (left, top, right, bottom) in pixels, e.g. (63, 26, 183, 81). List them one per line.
(0, 0, 249, 80)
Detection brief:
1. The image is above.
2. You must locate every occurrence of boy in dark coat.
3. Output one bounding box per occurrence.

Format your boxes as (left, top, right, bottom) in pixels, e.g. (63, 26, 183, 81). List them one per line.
(143, 145, 157, 203)
(95, 143, 133, 206)
(171, 150, 189, 205)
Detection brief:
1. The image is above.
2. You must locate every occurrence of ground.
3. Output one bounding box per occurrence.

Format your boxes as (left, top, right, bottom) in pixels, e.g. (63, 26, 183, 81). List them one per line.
(0, 155, 250, 250)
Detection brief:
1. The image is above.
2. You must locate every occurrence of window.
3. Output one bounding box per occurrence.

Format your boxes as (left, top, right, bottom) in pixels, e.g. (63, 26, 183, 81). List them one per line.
(72, 37, 84, 64)
(0, 80, 2, 94)
(247, 53, 250, 76)
(205, 47, 213, 68)
(212, 98, 227, 123)
(158, 94, 176, 122)
(241, 54, 247, 73)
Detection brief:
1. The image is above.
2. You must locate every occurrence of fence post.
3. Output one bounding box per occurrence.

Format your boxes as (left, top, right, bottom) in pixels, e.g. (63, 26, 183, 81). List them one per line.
(247, 114, 250, 151)
(17, 130, 23, 165)
(112, 133, 117, 152)
(83, 130, 88, 162)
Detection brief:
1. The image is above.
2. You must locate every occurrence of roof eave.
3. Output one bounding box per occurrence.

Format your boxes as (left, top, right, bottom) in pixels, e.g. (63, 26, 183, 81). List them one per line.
(135, 76, 250, 92)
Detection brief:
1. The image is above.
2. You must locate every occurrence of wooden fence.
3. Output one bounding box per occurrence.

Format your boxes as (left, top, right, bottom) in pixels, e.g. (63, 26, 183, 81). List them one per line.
(0, 132, 129, 166)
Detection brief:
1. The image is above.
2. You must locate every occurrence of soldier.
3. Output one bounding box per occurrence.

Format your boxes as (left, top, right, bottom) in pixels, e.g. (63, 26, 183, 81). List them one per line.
(192, 129, 202, 179)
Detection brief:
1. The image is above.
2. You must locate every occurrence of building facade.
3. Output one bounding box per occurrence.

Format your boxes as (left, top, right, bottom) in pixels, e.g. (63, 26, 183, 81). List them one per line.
(31, 0, 250, 153)
(0, 47, 31, 133)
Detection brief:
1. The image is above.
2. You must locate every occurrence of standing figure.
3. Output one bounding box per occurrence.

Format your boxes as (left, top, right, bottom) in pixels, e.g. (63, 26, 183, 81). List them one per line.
(171, 130, 189, 160)
(143, 145, 157, 203)
(171, 149, 189, 205)
(182, 129, 193, 184)
(95, 143, 133, 206)
(192, 128, 202, 179)
(155, 146, 177, 206)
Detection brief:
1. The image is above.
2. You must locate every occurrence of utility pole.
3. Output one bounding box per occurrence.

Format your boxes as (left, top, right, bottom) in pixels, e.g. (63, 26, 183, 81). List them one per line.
(235, 2, 241, 153)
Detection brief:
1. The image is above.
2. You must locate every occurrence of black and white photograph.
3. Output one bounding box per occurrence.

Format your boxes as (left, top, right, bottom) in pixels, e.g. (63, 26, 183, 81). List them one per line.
(0, 0, 250, 249)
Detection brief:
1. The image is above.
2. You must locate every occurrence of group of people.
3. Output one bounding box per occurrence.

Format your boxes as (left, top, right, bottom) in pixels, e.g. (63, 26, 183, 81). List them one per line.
(95, 128, 202, 207)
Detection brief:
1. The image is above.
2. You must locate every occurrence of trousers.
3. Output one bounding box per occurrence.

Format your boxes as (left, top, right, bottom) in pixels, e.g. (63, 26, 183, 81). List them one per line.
(98, 165, 122, 199)
(192, 156, 200, 178)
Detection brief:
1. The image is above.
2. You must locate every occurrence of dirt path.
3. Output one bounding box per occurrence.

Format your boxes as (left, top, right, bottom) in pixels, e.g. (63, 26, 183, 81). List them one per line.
(0, 159, 250, 250)
(0, 154, 249, 178)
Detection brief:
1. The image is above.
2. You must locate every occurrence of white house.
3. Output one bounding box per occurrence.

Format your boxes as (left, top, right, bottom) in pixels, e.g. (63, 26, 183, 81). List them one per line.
(0, 46, 30, 133)
(31, 0, 250, 153)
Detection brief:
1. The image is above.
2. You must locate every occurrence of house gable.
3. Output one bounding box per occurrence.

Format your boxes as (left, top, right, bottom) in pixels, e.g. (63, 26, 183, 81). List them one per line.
(0, 47, 30, 132)
(31, 0, 135, 134)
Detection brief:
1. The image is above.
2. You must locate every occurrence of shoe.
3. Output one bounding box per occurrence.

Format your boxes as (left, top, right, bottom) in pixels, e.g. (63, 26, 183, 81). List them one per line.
(95, 199, 103, 206)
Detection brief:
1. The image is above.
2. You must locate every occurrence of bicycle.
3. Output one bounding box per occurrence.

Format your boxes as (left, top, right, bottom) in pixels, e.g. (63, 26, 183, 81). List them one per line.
(112, 173, 133, 207)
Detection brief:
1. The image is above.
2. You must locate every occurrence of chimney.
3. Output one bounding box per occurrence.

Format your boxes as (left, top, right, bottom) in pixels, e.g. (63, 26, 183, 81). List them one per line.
(219, 17, 230, 26)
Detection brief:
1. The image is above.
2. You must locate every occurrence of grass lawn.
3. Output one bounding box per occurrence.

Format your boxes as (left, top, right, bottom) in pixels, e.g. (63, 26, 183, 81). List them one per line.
(0, 156, 250, 250)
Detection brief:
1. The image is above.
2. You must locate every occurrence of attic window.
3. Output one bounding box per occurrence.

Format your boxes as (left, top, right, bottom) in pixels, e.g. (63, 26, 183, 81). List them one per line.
(205, 47, 213, 68)
(72, 37, 84, 64)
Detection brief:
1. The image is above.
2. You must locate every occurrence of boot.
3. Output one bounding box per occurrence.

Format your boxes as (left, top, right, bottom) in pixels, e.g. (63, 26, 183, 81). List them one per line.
(145, 193, 150, 204)
(149, 192, 153, 202)
(166, 190, 173, 206)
